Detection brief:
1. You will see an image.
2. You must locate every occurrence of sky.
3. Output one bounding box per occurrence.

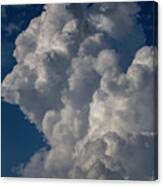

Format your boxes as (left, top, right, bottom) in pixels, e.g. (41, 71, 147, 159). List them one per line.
(1, 4, 47, 177)
(1, 2, 157, 179)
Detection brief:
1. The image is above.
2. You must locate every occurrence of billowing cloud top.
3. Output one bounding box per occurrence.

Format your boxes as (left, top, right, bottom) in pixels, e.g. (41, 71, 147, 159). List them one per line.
(2, 3, 157, 180)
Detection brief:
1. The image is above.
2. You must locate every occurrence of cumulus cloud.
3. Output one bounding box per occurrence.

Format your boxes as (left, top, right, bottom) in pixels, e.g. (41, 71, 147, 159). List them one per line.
(2, 3, 157, 180)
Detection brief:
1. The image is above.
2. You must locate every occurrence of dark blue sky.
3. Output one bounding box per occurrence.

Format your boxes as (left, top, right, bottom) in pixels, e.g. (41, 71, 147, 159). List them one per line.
(1, 2, 157, 177)
(1, 4, 46, 177)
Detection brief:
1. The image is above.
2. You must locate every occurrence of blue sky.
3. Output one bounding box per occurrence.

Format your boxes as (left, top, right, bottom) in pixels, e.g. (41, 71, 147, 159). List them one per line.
(1, 4, 46, 177)
(1, 2, 157, 177)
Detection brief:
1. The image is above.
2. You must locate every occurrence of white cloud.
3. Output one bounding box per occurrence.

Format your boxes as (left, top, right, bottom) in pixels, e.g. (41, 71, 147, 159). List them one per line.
(2, 3, 157, 180)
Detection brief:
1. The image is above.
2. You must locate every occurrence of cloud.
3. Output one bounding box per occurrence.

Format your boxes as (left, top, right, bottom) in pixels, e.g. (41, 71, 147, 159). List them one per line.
(89, 46, 156, 139)
(2, 3, 157, 180)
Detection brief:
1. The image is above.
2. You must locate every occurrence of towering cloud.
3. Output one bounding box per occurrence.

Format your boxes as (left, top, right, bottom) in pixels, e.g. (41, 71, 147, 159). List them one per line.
(2, 3, 157, 180)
